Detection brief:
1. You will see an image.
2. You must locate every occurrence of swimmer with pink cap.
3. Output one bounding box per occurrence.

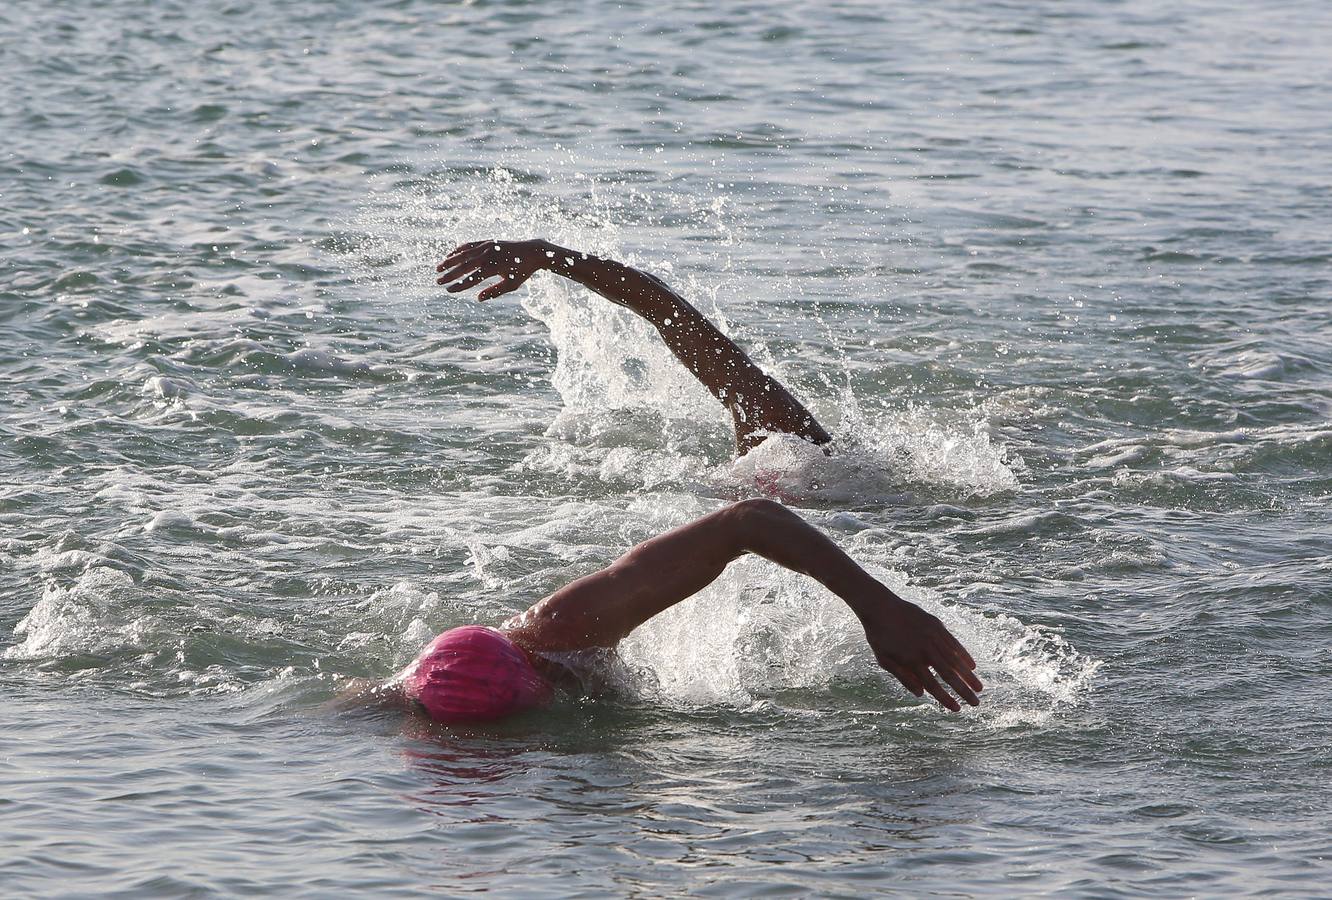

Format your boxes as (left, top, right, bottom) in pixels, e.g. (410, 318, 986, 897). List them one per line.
(352, 241, 986, 721)
(400, 626, 551, 723)
(385, 495, 982, 721)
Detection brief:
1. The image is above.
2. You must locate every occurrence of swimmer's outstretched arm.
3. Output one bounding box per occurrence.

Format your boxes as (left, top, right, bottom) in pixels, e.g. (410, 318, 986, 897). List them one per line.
(436, 239, 831, 454)
(500, 499, 983, 712)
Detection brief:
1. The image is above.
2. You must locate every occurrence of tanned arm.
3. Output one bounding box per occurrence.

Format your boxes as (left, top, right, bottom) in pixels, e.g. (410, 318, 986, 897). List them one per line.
(499, 499, 983, 712)
(436, 239, 831, 454)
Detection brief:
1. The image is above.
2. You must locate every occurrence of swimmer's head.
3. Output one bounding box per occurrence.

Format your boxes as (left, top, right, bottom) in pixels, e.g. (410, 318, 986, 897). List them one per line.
(402, 626, 551, 723)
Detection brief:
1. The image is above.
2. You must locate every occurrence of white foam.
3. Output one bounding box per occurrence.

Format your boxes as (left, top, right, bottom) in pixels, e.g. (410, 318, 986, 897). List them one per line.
(1086, 443, 1149, 469)
(347, 166, 1021, 504)
(721, 410, 1019, 505)
(1191, 345, 1296, 380)
(615, 549, 1100, 722)
(5, 567, 148, 660)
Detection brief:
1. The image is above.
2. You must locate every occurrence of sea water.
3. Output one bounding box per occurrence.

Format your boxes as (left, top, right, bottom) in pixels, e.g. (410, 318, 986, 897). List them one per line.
(2, 0, 1330, 895)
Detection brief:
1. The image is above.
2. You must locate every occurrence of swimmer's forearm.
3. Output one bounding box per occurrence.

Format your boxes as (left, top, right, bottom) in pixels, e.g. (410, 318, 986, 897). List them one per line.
(507, 499, 886, 645)
(727, 500, 982, 710)
(537, 240, 681, 323)
(537, 241, 830, 450)
(728, 499, 898, 615)
(540, 242, 762, 383)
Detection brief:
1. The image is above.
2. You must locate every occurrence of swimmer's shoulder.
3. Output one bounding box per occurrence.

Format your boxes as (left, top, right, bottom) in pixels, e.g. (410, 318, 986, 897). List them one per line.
(325, 677, 412, 714)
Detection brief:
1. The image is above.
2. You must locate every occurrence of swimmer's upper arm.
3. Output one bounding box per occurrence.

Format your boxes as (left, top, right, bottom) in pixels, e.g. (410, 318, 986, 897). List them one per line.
(501, 506, 744, 653)
(323, 677, 411, 714)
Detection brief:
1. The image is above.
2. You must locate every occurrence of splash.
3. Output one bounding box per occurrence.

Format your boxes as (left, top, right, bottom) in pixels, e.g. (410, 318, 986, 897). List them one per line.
(615, 551, 1099, 723)
(5, 567, 149, 661)
(336, 582, 445, 667)
(346, 165, 1021, 503)
(347, 163, 739, 427)
(722, 409, 1020, 505)
(344, 163, 729, 310)
(4, 566, 244, 696)
(939, 604, 1102, 728)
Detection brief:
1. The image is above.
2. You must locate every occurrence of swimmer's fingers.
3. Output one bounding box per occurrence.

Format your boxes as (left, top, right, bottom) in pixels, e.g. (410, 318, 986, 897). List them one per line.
(942, 632, 978, 672)
(438, 241, 490, 270)
(446, 270, 492, 294)
(931, 637, 983, 692)
(437, 261, 478, 285)
(934, 661, 980, 707)
(437, 254, 479, 278)
(915, 667, 962, 713)
(958, 659, 984, 693)
(449, 239, 488, 255)
(438, 242, 543, 297)
(437, 245, 497, 281)
(882, 660, 925, 697)
(477, 275, 524, 301)
(876, 646, 975, 710)
(439, 253, 513, 288)
(436, 246, 500, 280)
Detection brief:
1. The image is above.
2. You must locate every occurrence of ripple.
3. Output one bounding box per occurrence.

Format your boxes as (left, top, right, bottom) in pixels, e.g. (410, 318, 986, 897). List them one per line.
(98, 167, 146, 187)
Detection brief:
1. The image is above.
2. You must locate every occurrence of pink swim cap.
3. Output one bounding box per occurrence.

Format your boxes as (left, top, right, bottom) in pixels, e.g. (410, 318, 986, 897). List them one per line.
(402, 626, 552, 723)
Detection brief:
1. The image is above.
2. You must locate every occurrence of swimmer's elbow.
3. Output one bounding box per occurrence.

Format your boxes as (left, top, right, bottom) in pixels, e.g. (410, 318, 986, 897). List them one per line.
(727, 496, 791, 524)
(722, 498, 794, 551)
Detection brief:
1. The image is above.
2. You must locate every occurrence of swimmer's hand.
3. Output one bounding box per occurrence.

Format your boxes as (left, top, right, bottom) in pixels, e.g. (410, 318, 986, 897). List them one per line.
(436, 239, 550, 301)
(850, 588, 982, 713)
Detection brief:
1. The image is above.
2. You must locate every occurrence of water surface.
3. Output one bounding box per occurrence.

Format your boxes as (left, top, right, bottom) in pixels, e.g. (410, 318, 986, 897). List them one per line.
(3, 0, 1330, 895)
